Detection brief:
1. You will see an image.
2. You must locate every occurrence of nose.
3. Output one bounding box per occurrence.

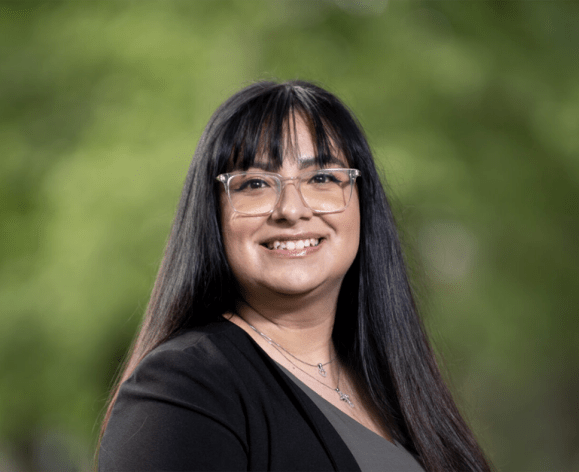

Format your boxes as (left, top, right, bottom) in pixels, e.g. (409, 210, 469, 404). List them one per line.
(271, 181, 313, 223)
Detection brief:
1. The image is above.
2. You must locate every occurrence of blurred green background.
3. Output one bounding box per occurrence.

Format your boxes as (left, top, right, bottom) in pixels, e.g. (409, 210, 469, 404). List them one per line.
(1, 1, 578, 470)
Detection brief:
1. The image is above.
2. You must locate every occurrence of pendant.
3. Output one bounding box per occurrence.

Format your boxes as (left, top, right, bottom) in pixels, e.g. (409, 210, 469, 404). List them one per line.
(317, 363, 327, 377)
(336, 388, 355, 408)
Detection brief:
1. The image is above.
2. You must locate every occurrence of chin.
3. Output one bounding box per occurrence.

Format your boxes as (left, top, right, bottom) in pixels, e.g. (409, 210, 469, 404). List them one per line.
(271, 286, 317, 297)
(263, 281, 319, 296)
(269, 274, 345, 298)
(243, 272, 320, 297)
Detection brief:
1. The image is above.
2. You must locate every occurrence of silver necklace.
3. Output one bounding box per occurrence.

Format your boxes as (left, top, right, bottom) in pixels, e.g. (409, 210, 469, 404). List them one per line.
(247, 323, 355, 408)
(246, 323, 336, 377)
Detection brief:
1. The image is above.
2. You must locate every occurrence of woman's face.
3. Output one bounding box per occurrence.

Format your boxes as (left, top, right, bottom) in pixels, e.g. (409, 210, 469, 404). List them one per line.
(220, 116, 360, 301)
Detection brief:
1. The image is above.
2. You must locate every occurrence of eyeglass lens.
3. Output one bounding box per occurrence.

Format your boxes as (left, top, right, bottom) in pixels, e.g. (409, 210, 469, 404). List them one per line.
(227, 170, 354, 215)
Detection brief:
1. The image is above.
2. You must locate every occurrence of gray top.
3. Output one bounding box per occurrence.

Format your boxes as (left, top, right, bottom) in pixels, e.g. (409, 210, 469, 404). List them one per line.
(278, 365, 425, 472)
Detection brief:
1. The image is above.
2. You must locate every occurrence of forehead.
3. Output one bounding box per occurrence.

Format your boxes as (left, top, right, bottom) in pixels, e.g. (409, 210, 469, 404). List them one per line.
(257, 116, 347, 169)
(226, 109, 349, 172)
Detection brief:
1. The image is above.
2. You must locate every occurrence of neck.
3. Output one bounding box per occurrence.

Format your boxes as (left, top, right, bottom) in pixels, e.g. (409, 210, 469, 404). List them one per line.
(233, 294, 337, 364)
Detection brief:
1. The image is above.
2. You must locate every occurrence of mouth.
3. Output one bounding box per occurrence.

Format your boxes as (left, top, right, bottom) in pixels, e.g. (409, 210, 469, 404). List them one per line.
(262, 237, 323, 251)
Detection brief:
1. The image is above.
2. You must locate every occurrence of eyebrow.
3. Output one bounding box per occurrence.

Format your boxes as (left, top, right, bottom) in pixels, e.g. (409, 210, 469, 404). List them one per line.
(297, 156, 347, 169)
(249, 156, 347, 171)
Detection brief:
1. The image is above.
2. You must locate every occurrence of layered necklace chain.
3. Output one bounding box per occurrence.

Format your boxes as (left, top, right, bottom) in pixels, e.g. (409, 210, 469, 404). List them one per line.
(248, 325, 336, 377)
(247, 323, 355, 408)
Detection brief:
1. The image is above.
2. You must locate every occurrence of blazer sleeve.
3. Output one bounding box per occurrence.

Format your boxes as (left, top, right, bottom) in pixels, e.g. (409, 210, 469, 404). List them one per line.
(98, 345, 249, 471)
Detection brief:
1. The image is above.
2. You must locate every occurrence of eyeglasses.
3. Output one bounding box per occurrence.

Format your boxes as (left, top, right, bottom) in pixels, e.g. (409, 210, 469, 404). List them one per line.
(216, 168, 361, 216)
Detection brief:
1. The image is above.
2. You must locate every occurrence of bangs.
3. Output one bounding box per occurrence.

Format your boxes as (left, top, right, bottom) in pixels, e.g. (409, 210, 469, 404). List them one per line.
(217, 85, 352, 173)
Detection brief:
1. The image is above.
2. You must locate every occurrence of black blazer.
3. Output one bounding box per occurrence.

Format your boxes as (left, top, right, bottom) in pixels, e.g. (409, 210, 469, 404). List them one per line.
(99, 320, 361, 471)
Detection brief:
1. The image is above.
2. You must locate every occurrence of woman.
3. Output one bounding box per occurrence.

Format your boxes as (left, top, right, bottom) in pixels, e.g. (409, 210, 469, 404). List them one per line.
(98, 80, 491, 471)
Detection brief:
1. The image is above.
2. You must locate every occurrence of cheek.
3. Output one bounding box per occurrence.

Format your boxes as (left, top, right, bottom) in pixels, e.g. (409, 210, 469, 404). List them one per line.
(221, 224, 235, 263)
(328, 197, 360, 275)
(220, 198, 242, 269)
(220, 220, 246, 286)
(348, 217, 361, 265)
(346, 195, 361, 254)
(221, 218, 243, 260)
(220, 205, 263, 277)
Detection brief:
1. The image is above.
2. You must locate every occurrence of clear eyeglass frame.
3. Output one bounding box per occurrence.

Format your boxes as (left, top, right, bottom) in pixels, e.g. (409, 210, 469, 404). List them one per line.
(216, 168, 361, 216)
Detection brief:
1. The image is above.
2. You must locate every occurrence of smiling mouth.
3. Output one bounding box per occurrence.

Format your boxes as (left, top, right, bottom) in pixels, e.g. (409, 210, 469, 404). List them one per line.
(263, 238, 322, 250)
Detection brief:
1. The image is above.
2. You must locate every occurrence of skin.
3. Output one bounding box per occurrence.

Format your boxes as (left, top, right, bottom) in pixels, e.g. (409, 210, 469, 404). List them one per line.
(221, 123, 360, 317)
(222, 116, 391, 442)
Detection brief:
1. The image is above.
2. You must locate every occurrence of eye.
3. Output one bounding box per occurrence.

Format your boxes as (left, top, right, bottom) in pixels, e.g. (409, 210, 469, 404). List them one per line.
(235, 178, 271, 192)
(308, 172, 341, 185)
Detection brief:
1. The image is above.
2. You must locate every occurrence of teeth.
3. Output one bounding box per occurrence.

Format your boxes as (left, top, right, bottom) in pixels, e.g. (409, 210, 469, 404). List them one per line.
(266, 238, 321, 250)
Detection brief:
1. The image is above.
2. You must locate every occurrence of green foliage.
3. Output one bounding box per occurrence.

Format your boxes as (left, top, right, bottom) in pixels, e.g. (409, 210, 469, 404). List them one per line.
(1, 1, 578, 469)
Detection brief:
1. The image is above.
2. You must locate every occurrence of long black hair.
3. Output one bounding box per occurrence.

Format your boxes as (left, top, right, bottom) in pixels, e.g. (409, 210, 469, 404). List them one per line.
(100, 80, 491, 471)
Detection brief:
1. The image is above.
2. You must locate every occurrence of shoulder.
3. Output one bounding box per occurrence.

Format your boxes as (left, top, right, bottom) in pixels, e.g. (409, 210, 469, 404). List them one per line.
(127, 320, 257, 409)
(141, 319, 249, 371)
(100, 321, 254, 470)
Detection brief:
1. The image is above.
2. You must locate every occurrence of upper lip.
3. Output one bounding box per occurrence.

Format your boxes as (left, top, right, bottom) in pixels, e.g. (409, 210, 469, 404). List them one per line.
(259, 232, 326, 245)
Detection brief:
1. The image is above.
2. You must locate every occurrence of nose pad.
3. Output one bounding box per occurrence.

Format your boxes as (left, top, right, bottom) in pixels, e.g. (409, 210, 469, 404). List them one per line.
(271, 181, 312, 221)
